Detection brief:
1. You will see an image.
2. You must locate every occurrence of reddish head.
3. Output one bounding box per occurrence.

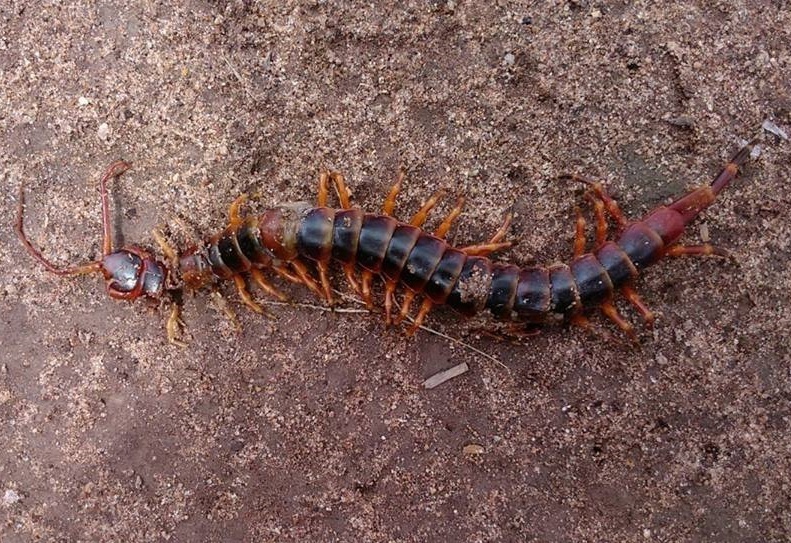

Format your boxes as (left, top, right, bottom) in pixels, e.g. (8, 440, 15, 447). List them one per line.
(15, 160, 170, 303)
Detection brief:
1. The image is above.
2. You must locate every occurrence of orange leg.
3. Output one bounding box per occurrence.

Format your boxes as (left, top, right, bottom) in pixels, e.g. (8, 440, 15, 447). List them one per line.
(410, 190, 446, 227)
(273, 264, 303, 285)
(361, 272, 374, 308)
(383, 168, 405, 216)
(395, 290, 417, 325)
(620, 285, 655, 327)
(250, 268, 288, 302)
(601, 301, 635, 340)
(559, 174, 627, 229)
(290, 259, 326, 300)
(459, 212, 513, 256)
(433, 196, 465, 238)
(228, 193, 248, 226)
(317, 170, 331, 207)
(166, 304, 187, 347)
(573, 206, 587, 257)
(330, 172, 352, 209)
(585, 191, 608, 248)
(233, 274, 264, 314)
(384, 280, 397, 326)
(665, 244, 730, 258)
(407, 298, 434, 336)
(343, 264, 361, 295)
(317, 261, 334, 304)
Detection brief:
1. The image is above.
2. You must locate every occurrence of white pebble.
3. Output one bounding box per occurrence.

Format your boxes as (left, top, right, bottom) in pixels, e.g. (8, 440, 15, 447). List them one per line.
(78, 96, 90, 106)
(97, 122, 110, 141)
(3, 489, 21, 506)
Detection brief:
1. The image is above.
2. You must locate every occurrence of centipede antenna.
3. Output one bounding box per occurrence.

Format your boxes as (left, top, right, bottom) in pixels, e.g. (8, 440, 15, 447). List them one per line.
(15, 180, 102, 277)
(98, 160, 132, 255)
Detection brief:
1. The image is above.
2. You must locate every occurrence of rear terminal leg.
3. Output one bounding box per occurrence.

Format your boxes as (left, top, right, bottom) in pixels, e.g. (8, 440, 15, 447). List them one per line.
(665, 244, 730, 258)
(573, 206, 587, 257)
(585, 191, 609, 248)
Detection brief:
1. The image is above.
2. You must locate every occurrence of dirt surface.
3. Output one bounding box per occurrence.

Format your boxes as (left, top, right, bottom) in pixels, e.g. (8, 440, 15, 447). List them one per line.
(1, 1, 790, 541)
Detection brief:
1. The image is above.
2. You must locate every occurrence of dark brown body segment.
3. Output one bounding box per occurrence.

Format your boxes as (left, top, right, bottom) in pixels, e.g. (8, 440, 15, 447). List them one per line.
(357, 215, 398, 272)
(485, 264, 520, 318)
(570, 254, 613, 306)
(400, 235, 446, 292)
(332, 209, 364, 264)
(382, 224, 422, 281)
(424, 247, 467, 304)
(297, 207, 335, 261)
(514, 266, 551, 320)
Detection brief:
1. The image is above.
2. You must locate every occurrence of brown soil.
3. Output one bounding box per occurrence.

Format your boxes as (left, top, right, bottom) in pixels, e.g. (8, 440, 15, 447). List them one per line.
(1, 2, 790, 541)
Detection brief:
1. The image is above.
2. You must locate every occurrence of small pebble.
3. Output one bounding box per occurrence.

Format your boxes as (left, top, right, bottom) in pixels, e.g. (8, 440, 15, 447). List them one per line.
(3, 489, 21, 506)
(503, 53, 515, 66)
(97, 122, 111, 141)
(78, 96, 90, 106)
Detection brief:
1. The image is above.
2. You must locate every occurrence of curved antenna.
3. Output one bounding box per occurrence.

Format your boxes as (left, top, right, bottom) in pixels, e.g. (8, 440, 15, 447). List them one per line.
(14, 160, 132, 276)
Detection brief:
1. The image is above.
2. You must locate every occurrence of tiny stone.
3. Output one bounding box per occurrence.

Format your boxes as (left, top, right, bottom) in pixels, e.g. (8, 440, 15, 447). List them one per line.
(591, 8, 602, 18)
(134, 475, 144, 489)
(463, 443, 485, 455)
(503, 53, 515, 66)
(97, 122, 111, 141)
(3, 489, 21, 506)
(78, 96, 90, 106)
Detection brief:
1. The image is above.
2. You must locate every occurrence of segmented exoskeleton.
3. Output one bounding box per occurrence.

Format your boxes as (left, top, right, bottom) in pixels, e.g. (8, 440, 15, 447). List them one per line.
(16, 138, 758, 344)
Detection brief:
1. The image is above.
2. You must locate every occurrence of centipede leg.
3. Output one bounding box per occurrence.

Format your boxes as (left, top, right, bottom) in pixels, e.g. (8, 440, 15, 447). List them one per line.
(330, 172, 352, 209)
(621, 285, 655, 327)
(573, 206, 587, 257)
(665, 244, 730, 258)
(434, 196, 465, 238)
(585, 191, 608, 248)
(228, 194, 248, 225)
(273, 264, 303, 285)
(290, 259, 326, 300)
(407, 298, 433, 336)
(459, 213, 514, 256)
(233, 274, 265, 314)
(317, 261, 335, 305)
(317, 170, 331, 207)
(410, 189, 446, 227)
(250, 268, 288, 302)
(395, 290, 417, 325)
(601, 301, 636, 340)
(382, 168, 405, 216)
(166, 304, 187, 347)
(560, 174, 627, 230)
(210, 290, 242, 332)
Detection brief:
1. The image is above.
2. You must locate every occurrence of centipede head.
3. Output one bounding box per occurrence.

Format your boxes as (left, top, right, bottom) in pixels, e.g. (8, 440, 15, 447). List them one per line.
(15, 160, 171, 303)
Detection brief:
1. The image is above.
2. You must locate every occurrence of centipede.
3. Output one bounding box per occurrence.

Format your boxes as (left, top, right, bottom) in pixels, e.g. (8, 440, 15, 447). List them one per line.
(15, 136, 761, 346)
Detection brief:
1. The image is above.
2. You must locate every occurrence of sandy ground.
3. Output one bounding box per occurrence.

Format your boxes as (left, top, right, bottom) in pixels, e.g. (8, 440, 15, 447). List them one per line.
(1, 1, 790, 541)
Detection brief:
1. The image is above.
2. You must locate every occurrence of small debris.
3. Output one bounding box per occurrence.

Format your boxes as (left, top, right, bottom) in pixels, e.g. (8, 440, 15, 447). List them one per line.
(699, 223, 710, 243)
(762, 119, 788, 140)
(3, 489, 21, 506)
(78, 96, 90, 106)
(97, 122, 111, 141)
(665, 115, 695, 128)
(423, 362, 469, 389)
(463, 443, 485, 455)
(503, 53, 515, 66)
